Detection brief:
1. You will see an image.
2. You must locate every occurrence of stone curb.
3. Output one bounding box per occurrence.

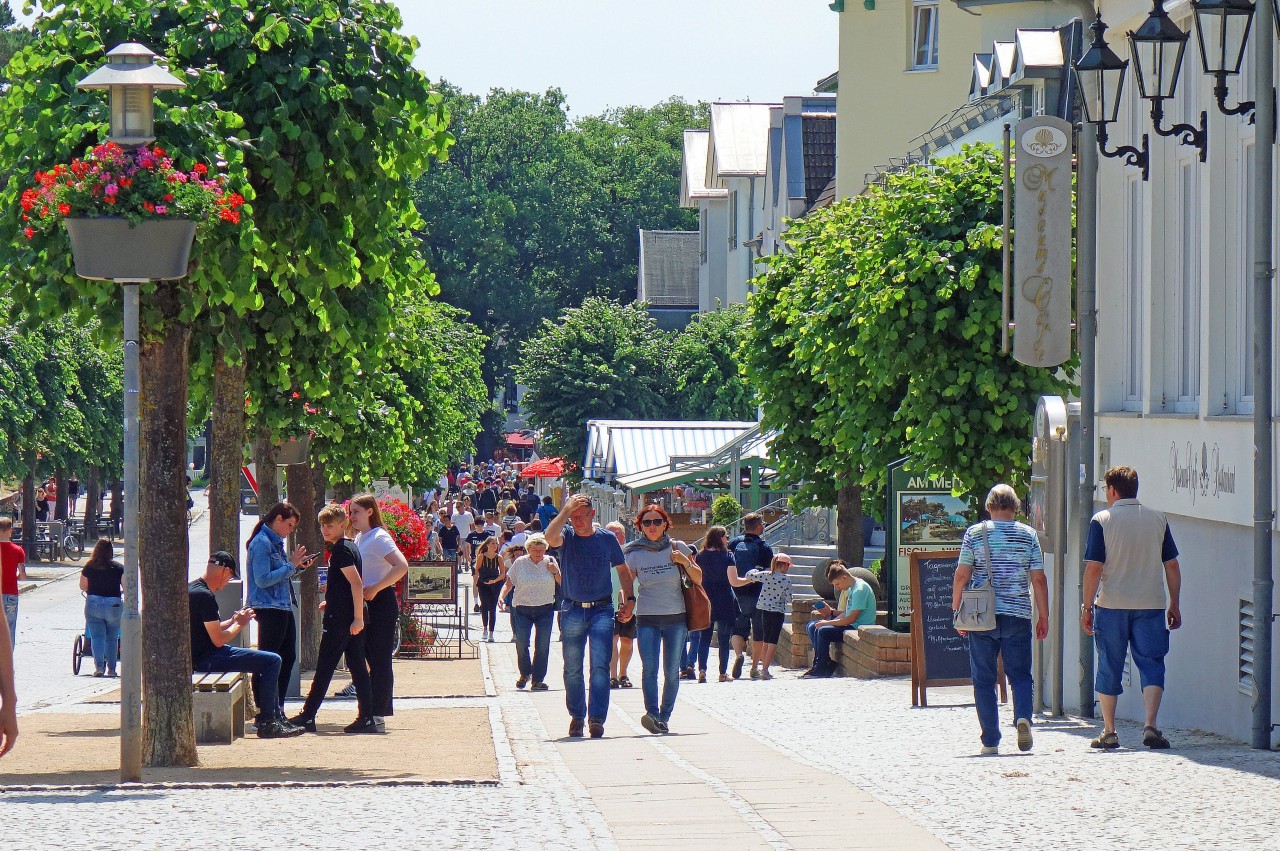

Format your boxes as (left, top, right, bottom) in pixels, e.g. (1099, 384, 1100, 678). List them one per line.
(0, 778, 500, 794)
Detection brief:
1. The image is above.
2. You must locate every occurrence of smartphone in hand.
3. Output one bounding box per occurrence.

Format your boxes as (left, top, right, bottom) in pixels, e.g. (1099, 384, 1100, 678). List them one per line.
(299, 551, 321, 568)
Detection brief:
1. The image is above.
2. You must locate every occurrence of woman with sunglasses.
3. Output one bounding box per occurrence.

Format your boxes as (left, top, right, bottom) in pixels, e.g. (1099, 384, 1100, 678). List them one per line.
(623, 504, 699, 734)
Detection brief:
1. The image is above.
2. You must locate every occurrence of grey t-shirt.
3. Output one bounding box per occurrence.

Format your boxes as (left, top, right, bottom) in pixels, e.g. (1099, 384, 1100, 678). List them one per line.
(625, 540, 693, 617)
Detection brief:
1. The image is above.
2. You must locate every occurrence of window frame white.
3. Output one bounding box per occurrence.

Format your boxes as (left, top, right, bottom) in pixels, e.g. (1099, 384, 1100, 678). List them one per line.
(1123, 175, 1145, 411)
(911, 0, 940, 70)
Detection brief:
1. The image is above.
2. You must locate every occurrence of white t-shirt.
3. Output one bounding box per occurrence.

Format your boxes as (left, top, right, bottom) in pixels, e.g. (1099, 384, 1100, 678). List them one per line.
(511, 531, 528, 547)
(356, 526, 402, 587)
(483, 521, 501, 537)
(452, 510, 475, 531)
(506, 555, 558, 607)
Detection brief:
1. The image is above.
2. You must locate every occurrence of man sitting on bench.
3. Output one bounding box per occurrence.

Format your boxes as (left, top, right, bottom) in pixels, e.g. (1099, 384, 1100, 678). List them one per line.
(190, 551, 302, 739)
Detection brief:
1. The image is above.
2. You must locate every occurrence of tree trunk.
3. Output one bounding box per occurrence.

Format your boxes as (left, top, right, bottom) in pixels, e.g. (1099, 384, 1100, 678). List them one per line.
(209, 347, 247, 560)
(836, 482, 865, 568)
(287, 461, 324, 669)
(86, 465, 101, 532)
(329, 480, 355, 502)
(54, 467, 68, 522)
(139, 309, 197, 768)
(254, 430, 279, 511)
(110, 479, 123, 537)
(21, 456, 36, 561)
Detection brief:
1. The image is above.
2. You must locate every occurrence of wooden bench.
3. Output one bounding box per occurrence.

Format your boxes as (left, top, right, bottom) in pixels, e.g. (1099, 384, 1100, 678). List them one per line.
(192, 672, 246, 744)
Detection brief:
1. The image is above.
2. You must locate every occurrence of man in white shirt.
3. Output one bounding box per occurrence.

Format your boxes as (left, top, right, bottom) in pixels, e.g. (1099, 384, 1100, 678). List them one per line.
(510, 522, 529, 548)
(451, 501, 475, 534)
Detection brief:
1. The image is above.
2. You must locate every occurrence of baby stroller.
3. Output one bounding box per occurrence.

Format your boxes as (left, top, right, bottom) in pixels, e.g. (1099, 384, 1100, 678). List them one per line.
(72, 628, 120, 675)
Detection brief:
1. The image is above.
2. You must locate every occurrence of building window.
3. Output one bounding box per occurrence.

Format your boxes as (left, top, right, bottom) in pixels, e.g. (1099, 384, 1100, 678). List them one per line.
(1171, 161, 1201, 412)
(1123, 177, 1144, 411)
(912, 0, 940, 69)
(1238, 140, 1256, 413)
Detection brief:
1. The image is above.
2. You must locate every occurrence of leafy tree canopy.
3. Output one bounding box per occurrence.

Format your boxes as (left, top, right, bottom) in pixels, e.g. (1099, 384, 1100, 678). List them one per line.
(668, 302, 755, 421)
(414, 89, 706, 399)
(743, 145, 1075, 507)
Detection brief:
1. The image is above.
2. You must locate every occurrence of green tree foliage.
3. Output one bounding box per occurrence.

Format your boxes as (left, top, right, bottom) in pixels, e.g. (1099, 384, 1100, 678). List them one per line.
(0, 2, 30, 85)
(668, 303, 755, 420)
(744, 145, 1075, 507)
(414, 90, 706, 399)
(515, 297, 671, 464)
(516, 297, 753, 466)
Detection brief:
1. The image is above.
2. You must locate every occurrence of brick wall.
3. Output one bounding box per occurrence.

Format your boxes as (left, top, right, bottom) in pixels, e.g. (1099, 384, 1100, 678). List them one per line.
(787, 594, 911, 677)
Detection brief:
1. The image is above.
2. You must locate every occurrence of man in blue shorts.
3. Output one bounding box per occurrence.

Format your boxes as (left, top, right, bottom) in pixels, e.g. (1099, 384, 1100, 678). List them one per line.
(1081, 466, 1182, 750)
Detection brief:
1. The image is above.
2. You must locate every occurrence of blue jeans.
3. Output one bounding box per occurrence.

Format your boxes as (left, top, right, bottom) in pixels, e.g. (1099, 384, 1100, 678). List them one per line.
(512, 603, 555, 683)
(2, 594, 17, 646)
(967, 614, 1034, 747)
(84, 594, 122, 673)
(194, 645, 284, 723)
(807, 622, 849, 673)
(560, 604, 615, 722)
(684, 619, 734, 675)
(637, 620, 689, 723)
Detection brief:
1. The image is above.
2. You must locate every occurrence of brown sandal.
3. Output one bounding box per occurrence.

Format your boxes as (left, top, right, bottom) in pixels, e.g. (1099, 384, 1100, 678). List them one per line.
(1090, 730, 1120, 749)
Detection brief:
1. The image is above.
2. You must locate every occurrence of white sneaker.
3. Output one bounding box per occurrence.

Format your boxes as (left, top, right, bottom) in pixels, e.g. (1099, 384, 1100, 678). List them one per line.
(980, 745, 999, 755)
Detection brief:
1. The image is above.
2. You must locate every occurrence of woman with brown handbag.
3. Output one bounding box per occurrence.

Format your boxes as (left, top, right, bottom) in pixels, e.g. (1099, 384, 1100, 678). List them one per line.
(622, 504, 700, 735)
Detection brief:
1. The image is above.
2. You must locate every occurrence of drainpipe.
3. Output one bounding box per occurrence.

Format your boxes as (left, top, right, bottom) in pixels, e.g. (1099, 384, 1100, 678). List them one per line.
(1252, 0, 1275, 751)
(1063, 4, 1099, 719)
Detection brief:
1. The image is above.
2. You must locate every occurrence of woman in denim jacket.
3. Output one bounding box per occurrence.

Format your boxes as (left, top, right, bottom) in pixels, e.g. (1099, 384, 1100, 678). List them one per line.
(246, 502, 310, 722)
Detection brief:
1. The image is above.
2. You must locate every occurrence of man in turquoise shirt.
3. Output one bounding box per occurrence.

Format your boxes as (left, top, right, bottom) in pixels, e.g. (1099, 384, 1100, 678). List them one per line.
(802, 564, 876, 678)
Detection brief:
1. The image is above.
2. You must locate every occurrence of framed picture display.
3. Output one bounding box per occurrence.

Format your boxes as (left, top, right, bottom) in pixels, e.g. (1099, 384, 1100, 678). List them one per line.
(406, 561, 458, 604)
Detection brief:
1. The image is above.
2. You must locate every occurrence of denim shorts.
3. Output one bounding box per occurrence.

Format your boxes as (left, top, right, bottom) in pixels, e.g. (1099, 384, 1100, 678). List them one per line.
(1093, 606, 1169, 696)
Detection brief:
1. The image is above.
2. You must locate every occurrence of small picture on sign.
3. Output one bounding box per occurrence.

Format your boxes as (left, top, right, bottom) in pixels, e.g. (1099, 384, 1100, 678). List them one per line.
(406, 563, 456, 603)
(900, 493, 970, 544)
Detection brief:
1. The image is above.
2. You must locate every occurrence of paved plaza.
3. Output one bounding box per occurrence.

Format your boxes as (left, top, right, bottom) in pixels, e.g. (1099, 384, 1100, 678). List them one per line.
(2, 503, 1277, 848)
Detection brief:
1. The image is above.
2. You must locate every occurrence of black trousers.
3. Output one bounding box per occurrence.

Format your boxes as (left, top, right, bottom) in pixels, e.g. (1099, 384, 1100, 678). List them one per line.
(477, 583, 501, 632)
(300, 613, 372, 721)
(254, 607, 296, 715)
(364, 588, 398, 717)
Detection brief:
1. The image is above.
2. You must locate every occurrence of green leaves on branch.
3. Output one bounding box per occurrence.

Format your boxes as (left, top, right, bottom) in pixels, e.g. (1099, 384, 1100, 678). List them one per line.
(743, 145, 1075, 509)
(515, 298, 755, 467)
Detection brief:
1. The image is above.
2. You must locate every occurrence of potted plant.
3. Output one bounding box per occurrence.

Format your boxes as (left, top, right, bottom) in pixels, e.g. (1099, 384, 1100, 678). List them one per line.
(20, 141, 244, 280)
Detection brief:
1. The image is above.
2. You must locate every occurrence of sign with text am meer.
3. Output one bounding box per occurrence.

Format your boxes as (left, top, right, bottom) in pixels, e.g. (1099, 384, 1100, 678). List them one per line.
(885, 458, 970, 630)
(1012, 115, 1073, 369)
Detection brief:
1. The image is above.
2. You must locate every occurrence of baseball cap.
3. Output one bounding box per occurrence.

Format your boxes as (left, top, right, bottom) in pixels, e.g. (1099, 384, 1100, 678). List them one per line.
(210, 550, 239, 578)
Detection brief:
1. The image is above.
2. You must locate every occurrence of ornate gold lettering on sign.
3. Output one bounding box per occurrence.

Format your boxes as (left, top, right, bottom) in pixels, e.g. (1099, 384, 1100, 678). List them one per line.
(1012, 116, 1072, 368)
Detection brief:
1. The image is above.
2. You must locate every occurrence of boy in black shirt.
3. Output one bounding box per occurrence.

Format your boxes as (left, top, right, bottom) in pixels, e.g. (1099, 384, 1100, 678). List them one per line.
(437, 515, 463, 563)
(290, 504, 377, 734)
(189, 551, 303, 738)
(463, 519, 491, 574)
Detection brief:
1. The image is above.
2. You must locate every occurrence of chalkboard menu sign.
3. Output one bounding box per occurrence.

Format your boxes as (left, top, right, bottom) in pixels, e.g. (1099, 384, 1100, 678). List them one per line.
(910, 550, 971, 706)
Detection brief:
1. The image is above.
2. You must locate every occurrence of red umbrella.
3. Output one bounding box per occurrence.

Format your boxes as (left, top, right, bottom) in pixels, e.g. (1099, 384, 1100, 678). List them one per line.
(521, 457, 565, 479)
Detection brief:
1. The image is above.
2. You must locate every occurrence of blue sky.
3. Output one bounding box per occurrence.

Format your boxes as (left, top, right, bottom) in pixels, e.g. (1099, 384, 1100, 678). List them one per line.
(17, 1, 839, 116)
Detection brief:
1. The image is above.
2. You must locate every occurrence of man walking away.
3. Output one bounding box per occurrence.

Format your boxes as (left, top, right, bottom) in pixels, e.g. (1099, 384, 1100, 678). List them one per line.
(1081, 466, 1181, 750)
(725, 514, 773, 679)
(545, 494, 631, 739)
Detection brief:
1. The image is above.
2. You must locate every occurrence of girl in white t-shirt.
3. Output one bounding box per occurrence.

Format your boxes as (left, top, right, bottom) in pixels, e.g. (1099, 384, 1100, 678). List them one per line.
(350, 494, 408, 731)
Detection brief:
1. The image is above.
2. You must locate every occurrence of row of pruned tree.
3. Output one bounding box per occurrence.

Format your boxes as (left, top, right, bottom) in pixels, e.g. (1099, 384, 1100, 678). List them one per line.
(742, 146, 1075, 566)
(0, 0, 485, 765)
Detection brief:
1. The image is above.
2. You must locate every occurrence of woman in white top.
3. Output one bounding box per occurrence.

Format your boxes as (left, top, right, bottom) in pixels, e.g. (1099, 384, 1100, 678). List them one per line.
(500, 534, 560, 690)
(350, 494, 409, 731)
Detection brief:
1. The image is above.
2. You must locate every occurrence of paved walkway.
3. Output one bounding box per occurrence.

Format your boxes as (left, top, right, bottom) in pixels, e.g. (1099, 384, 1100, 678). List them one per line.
(4, 554, 1279, 849)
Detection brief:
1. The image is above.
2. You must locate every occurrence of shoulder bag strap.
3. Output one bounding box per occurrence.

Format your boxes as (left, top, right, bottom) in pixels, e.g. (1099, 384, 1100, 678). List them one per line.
(979, 521, 994, 586)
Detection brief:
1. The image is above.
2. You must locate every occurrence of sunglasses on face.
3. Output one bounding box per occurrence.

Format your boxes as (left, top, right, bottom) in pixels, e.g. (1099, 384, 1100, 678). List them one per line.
(641, 518, 665, 527)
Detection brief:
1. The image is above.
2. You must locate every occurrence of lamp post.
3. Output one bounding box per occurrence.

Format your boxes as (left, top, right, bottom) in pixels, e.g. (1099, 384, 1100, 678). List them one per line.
(1128, 0, 1209, 160)
(1074, 14, 1151, 179)
(75, 42, 185, 783)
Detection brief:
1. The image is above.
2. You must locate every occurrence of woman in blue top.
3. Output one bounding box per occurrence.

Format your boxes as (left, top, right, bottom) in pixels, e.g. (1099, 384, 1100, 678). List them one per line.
(246, 501, 311, 723)
(952, 484, 1049, 755)
(687, 526, 736, 682)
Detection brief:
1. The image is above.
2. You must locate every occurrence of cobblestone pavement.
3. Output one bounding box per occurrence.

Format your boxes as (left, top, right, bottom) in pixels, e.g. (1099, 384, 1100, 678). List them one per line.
(676, 668, 1280, 851)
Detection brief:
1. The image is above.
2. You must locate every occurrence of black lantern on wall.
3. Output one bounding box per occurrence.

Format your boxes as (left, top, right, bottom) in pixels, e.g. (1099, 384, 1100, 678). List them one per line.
(1192, 0, 1258, 116)
(1128, 0, 1209, 160)
(1074, 14, 1151, 179)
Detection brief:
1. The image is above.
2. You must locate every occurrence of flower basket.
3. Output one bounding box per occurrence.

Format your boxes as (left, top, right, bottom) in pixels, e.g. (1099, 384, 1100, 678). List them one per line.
(64, 217, 197, 281)
(273, 433, 311, 465)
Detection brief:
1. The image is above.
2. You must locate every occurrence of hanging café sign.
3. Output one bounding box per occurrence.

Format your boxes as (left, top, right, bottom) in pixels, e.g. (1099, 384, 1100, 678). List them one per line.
(1012, 115, 1073, 369)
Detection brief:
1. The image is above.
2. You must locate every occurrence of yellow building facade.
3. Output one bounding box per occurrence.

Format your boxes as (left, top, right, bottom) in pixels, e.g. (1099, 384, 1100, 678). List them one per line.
(835, 0, 1082, 197)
